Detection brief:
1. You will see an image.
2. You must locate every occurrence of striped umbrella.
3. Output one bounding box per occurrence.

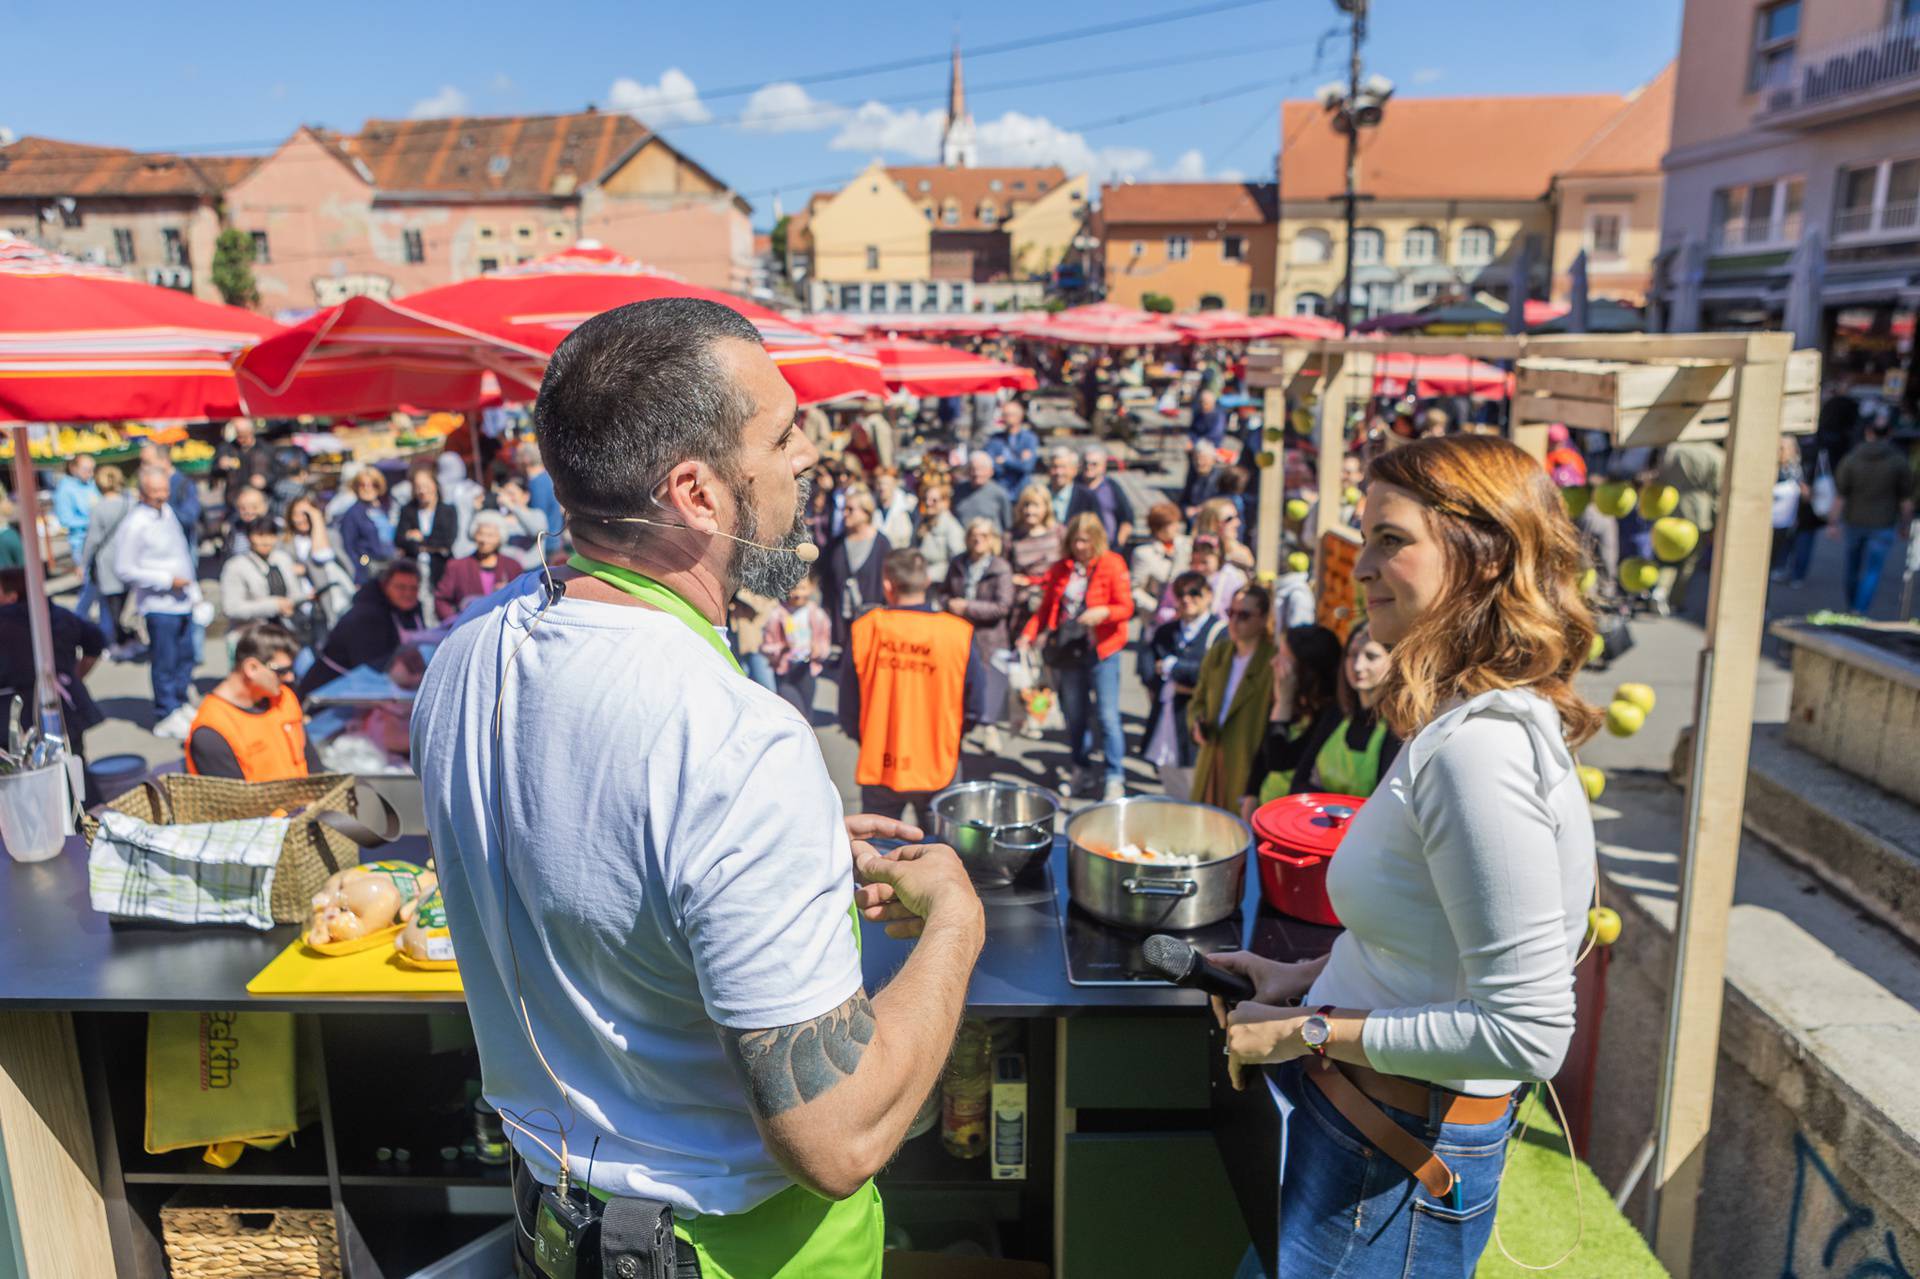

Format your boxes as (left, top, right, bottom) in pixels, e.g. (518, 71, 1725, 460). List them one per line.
(1172, 311, 1346, 342)
(0, 234, 278, 423)
(1012, 301, 1182, 346)
(861, 338, 1037, 396)
(398, 243, 886, 405)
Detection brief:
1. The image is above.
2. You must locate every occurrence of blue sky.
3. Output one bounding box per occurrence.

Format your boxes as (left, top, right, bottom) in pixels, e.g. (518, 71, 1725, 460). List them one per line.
(0, 0, 1681, 227)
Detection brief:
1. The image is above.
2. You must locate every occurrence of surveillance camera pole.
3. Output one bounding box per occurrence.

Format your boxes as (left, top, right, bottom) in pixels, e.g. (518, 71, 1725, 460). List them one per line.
(1338, 0, 1367, 336)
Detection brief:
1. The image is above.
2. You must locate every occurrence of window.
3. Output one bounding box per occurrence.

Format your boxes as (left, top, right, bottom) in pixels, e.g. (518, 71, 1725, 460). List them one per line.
(112, 228, 135, 264)
(840, 283, 863, 310)
(1293, 292, 1327, 317)
(978, 200, 997, 225)
(1710, 176, 1805, 247)
(403, 229, 425, 264)
(865, 245, 879, 270)
(477, 224, 496, 242)
(949, 282, 966, 309)
(1167, 235, 1190, 261)
(1456, 225, 1495, 265)
(1352, 227, 1383, 265)
(1249, 290, 1271, 315)
(249, 231, 271, 264)
(918, 179, 931, 192)
(1411, 280, 1443, 303)
(922, 205, 934, 221)
(1012, 180, 1026, 191)
(921, 282, 941, 312)
(1222, 235, 1246, 262)
(1750, 0, 1799, 92)
(1037, 180, 1050, 192)
(1365, 280, 1394, 317)
(867, 282, 889, 311)
(1402, 226, 1438, 264)
(1587, 212, 1625, 261)
(517, 254, 534, 265)
(514, 224, 534, 243)
(161, 228, 187, 267)
(1131, 240, 1145, 258)
(548, 225, 569, 243)
(943, 200, 960, 227)
(1292, 228, 1332, 264)
(1198, 293, 1226, 311)
(57, 203, 82, 229)
(989, 179, 1003, 192)
(1835, 157, 1920, 238)
(1904, 0, 1920, 21)
(478, 256, 500, 273)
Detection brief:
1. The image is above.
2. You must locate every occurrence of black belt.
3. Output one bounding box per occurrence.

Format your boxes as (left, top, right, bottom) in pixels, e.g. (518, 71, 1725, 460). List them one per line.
(512, 1161, 703, 1279)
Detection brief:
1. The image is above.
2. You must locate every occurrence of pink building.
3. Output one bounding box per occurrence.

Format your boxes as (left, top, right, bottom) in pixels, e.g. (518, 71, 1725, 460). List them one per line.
(225, 109, 753, 314)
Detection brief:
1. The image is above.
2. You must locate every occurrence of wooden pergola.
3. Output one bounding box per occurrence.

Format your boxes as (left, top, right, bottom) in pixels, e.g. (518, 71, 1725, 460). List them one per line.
(1246, 332, 1814, 1279)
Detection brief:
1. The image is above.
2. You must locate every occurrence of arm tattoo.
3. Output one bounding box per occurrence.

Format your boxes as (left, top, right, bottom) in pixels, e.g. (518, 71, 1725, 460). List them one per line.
(721, 991, 876, 1117)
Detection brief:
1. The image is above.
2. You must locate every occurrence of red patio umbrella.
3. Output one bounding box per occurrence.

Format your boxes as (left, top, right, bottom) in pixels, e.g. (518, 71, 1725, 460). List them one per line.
(400, 243, 886, 405)
(1172, 311, 1346, 342)
(1367, 351, 1513, 400)
(861, 338, 1037, 396)
(1014, 301, 1182, 346)
(0, 233, 279, 422)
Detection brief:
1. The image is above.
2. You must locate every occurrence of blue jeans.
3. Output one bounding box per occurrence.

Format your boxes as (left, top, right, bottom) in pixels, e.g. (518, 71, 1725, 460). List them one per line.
(1054, 650, 1125, 784)
(1235, 1062, 1516, 1279)
(146, 612, 195, 717)
(1844, 525, 1896, 614)
(741, 651, 776, 692)
(1789, 527, 1818, 584)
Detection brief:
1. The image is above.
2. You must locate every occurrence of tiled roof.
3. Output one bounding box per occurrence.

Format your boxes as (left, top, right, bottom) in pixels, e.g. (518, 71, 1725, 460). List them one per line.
(1558, 63, 1675, 179)
(0, 135, 253, 198)
(1278, 94, 1626, 202)
(1100, 181, 1277, 226)
(343, 110, 652, 199)
(885, 166, 1069, 231)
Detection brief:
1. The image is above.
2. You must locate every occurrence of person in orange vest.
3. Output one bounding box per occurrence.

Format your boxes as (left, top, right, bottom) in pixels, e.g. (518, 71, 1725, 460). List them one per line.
(185, 621, 311, 781)
(838, 548, 984, 824)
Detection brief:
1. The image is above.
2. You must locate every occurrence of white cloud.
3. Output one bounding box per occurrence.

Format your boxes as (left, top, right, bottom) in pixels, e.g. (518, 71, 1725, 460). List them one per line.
(1412, 67, 1445, 85)
(409, 85, 470, 120)
(489, 73, 515, 94)
(1217, 167, 1247, 182)
(1161, 149, 1208, 180)
(607, 69, 710, 126)
(740, 81, 849, 133)
(0, 126, 16, 147)
(828, 102, 1162, 184)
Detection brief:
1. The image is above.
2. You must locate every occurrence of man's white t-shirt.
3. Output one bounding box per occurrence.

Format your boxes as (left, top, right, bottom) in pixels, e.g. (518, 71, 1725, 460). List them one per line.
(411, 572, 864, 1216)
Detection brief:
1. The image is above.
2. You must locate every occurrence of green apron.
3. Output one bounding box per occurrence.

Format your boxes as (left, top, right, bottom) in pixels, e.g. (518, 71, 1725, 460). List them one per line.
(1315, 715, 1388, 797)
(568, 554, 885, 1277)
(1253, 721, 1310, 806)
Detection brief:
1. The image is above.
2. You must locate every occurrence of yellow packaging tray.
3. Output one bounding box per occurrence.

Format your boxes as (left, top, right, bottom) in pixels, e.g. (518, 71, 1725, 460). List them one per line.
(247, 937, 464, 996)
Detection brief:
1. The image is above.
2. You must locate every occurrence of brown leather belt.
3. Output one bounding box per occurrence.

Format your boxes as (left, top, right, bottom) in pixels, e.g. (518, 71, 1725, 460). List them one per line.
(1303, 1058, 1514, 1200)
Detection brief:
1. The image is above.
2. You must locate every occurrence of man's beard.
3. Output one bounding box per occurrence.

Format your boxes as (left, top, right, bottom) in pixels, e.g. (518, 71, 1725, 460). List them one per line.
(729, 472, 813, 600)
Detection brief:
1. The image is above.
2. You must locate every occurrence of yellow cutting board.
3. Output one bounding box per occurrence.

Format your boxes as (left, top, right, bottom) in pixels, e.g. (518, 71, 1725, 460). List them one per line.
(246, 937, 465, 996)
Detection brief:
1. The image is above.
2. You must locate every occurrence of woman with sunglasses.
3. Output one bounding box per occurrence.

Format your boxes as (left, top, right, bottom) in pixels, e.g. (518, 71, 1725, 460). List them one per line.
(1185, 584, 1277, 809)
(185, 620, 312, 781)
(1195, 496, 1256, 571)
(1214, 436, 1600, 1278)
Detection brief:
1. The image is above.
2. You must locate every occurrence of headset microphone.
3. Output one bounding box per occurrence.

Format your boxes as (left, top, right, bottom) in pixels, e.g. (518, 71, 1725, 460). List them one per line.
(596, 514, 820, 563)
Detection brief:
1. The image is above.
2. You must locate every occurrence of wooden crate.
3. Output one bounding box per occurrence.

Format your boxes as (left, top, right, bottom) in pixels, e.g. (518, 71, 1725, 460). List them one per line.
(1515, 349, 1820, 447)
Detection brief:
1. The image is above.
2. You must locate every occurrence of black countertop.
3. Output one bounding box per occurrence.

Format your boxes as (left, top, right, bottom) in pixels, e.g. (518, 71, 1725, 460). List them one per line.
(0, 830, 1339, 1016)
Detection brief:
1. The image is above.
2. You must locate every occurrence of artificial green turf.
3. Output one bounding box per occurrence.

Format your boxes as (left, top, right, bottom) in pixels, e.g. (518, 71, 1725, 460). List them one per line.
(1476, 1095, 1668, 1279)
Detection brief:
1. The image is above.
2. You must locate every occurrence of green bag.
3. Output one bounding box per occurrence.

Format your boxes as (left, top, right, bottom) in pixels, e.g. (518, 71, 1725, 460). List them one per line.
(146, 1011, 302, 1166)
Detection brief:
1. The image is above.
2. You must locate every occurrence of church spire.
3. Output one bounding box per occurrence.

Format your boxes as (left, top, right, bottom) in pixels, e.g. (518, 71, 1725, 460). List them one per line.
(941, 40, 977, 168)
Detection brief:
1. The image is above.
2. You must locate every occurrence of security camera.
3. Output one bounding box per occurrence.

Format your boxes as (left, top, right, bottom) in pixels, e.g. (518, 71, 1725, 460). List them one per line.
(1315, 83, 1346, 110)
(1362, 74, 1395, 101)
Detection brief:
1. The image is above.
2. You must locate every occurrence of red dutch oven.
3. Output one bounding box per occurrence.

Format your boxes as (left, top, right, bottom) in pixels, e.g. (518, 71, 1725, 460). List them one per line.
(1250, 792, 1365, 926)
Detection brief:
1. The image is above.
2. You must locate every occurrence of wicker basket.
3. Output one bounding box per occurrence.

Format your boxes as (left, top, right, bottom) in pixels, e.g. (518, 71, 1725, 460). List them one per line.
(160, 1203, 341, 1279)
(83, 772, 395, 924)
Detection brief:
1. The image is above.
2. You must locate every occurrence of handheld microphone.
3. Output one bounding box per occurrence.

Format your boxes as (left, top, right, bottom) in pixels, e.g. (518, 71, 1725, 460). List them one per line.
(594, 514, 819, 563)
(1141, 934, 1256, 1003)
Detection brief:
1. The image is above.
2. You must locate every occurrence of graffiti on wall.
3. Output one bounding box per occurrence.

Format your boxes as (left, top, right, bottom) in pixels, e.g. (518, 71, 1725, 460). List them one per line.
(1782, 1133, 1912, 1278)
(312, 274, 394, 306)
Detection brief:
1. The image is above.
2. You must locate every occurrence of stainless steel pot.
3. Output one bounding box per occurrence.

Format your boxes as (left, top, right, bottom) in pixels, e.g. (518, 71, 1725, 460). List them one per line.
(930, 781, 1060, 885)
(1066, 797, 1249, 931)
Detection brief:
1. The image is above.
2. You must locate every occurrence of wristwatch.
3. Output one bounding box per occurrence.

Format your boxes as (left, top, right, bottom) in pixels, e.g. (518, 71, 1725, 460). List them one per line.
(1300, 1005, 1336, 1057)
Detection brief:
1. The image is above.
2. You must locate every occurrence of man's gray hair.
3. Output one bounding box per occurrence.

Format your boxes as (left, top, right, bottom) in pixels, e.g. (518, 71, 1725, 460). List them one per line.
(533, 297, 764, 524)
(1050, 446, 1080, 467)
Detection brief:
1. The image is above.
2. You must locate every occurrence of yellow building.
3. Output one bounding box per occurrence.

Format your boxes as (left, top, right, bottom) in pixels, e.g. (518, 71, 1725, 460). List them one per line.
(1549, 65, 1675, 305)
(1273, 91, 1658, 321)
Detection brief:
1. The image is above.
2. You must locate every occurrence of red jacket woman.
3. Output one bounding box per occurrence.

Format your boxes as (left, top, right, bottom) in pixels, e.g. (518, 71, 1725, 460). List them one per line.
(1018, 513, 1136, 800)
(1020, 546, 1135, 659)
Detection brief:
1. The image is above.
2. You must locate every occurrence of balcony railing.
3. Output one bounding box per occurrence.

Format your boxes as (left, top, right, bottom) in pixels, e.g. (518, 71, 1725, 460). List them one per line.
(1709, 212, 1805, 252)
(1835, 198, 1920, 240)
(1762, 17, 1920, 119)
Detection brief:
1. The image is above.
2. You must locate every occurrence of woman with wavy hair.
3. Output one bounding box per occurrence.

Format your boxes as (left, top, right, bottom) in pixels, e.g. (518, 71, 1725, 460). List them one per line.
(1214, 435, 1600, 1279)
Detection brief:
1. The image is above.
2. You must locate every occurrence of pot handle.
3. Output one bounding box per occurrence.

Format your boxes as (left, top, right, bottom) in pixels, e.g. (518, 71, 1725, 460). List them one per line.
(1261, 849, 1325, 869)
(1121, 877, 1198, 898)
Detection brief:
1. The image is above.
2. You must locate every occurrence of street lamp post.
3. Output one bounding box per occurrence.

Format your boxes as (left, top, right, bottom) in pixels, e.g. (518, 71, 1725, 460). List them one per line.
(1319, 0, 1392, 334)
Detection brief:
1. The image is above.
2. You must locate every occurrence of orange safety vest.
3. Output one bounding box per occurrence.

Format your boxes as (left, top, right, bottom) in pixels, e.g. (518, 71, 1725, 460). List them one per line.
(848, 606, 973, 792)
(186, 685, 309, 782)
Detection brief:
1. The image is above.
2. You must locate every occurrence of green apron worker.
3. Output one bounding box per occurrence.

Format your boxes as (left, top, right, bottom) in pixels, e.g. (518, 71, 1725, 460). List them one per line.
(1240, 624, 1342, 821)
(1245, 623, 1401, 815)
(413, 298, 984, 1279)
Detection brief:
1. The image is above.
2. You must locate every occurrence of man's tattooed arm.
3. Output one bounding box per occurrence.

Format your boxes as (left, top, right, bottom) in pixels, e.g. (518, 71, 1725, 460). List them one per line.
(720, 991, 877, 1117)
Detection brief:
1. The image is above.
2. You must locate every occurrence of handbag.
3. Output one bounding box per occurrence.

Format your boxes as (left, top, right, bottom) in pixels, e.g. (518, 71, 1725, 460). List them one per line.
(1810, 452, 1837, 519)
(84, 773, 399, 927)
(1592, 607, 1635, 669)
(1042, 618, 1096, 670)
